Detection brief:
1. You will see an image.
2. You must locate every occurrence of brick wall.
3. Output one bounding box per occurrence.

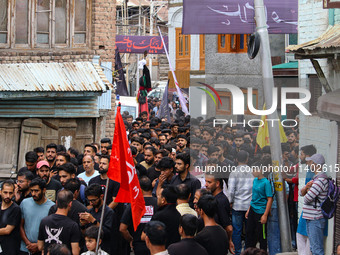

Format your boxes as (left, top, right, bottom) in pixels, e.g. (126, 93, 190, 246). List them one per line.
(92, 0, 117, 139)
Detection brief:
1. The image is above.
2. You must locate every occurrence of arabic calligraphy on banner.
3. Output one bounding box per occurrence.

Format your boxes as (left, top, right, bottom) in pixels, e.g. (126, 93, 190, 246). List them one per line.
(115, 35, 168, 54)
(182, 0, 298, 34)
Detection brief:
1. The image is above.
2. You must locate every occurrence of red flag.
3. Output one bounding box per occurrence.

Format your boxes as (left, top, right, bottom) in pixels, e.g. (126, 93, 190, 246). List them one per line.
(108, 106, 146, 230)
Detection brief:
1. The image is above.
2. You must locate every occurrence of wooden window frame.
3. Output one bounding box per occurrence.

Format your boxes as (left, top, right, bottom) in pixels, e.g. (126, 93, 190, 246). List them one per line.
(218, 34, 249, 53)
(1, 0, 90, 49)
(12, 0, 32, 48)
(175, 27, 190, 70)
(216, 88, 258, 115)
(71, 0, 91, 48)
(0, 0, 10, 48)
(199, 34, 205, 70)
(176, 28, 191, 60)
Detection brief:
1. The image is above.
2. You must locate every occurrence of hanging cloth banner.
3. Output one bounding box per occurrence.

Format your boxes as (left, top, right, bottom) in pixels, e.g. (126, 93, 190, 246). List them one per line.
(115, 35, 169, 54)
(182, 0, 298, 34)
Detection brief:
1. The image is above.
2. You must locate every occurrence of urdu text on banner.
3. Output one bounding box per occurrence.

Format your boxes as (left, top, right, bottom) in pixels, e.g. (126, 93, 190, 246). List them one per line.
(182, 0, 298, 34)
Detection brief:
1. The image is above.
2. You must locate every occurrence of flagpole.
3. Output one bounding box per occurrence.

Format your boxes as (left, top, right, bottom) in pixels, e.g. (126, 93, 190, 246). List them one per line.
(157, 26, 189, 115)
(95, 177, 110, 255)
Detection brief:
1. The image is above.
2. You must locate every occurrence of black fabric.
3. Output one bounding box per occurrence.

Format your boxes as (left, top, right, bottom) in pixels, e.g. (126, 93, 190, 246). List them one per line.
(121, 197, 157, 253)
(245, 207, 267, 251)
(45, 178, 62, 202)
(194, 225, 229, 255)
(89, 205, 117, 254)
(214, 191, 231, 228)
(135, 153, 145, 164)
(16, 192, 32, 205)
(147, 166, 161, 183)
(89, 176, 120, 205)
(115, 48, 129, 96)
(168, 238, 209, 255)
(136, 163, 147, 177)
(151, 204, 181, 248)
(171, 172, 201, 208)
(0, 203, 21, 255)
(38, 214, 81, 255)
(48, 199, 88, 224)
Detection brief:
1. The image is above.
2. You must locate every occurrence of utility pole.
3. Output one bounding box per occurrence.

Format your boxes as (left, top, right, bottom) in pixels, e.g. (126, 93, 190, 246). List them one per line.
(254, 0, 292, 252)
(136, 0, 142, 95)
(149, 0, 153, 80)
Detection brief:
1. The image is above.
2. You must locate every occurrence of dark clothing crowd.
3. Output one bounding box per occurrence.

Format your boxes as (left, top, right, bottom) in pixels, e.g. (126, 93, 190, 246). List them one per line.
(0, 110, 330, 255)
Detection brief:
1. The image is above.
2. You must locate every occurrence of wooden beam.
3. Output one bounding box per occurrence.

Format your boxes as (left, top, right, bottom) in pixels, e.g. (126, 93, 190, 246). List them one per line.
(310, 59, 332, 93)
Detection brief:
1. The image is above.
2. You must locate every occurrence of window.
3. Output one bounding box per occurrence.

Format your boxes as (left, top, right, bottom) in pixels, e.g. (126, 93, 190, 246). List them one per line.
(176, 28, 190, 70)
(216, 88, 258, 115)
(200, 34, 205, 70)
(309, 75, 322, 114)
(1, 0, 89, 49)
(218, 34, 249, 53)
(0, 0, 9, 46)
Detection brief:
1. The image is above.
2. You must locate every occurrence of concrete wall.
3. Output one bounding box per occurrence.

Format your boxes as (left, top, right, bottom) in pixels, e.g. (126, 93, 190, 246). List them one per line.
(204, 34, 264, 119)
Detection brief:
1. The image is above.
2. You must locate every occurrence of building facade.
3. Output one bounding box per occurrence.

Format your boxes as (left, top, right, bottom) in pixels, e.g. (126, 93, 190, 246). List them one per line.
(0, 0, 116, 175)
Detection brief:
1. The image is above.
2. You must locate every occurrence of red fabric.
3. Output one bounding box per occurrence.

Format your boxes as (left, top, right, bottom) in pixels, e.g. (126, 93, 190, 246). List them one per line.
(107, 106, 146, 230)
(291, 164, 299, 202)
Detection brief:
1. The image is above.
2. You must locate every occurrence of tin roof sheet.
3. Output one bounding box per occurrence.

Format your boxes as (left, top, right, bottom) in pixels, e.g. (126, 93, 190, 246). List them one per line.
(287, 25, 340, 53)
(0, 62, 111, 92)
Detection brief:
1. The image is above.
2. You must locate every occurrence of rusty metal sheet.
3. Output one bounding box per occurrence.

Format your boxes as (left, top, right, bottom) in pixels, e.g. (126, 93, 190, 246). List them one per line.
(0, 62, 110, 92)
(287, 24, 340, 52)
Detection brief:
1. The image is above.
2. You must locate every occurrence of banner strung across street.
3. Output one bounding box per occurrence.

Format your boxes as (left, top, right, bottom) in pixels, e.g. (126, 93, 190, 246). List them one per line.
(182, 0, 298, 34)
(115, 35, 169, 54)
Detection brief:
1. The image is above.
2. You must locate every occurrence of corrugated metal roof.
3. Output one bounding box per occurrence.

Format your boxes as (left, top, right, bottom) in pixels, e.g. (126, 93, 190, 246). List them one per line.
(0, 62, 111, 92)
(287, 25, 340, 52)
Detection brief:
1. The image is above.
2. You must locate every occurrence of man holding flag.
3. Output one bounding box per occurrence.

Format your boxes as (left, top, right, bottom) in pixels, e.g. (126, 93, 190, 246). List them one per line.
(107, 104, 146, 232)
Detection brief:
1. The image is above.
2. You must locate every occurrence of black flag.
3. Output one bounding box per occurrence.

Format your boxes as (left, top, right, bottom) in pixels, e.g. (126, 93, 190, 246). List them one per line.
(114, 48, 128, 96)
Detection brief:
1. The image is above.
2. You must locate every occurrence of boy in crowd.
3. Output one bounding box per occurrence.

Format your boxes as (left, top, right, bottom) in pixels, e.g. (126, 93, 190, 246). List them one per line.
(81, 226, 108, 255)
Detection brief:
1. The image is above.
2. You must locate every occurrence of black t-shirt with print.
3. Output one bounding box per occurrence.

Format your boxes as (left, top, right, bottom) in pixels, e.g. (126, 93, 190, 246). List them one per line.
(45, 178, 62, 202)
(38, 214, 81, 255)
(121, 196, 157, 251)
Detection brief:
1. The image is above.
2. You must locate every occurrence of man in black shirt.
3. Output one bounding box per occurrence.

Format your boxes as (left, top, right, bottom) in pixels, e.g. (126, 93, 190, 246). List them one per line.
(147, 149, 169, 186)
(168, 214, 208, 255)
(38, 190, 81, 255)
(80, 184, 117, 254)
(120, 176, 157, 255)
(151, 185, 181, 248)
(172, 153, 201, 208)
(89, 155, 120, 209)
(131, 137, 145, 163)
(36, 160, 62, 202)
(0, 180, 21, 255)
(15, 171, 34, 205)
(194, 194, 230, 255)
(205, 173, 234, 254)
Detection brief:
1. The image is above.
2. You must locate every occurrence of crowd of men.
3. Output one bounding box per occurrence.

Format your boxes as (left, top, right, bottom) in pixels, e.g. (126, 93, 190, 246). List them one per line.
(0, 108, 332, 255)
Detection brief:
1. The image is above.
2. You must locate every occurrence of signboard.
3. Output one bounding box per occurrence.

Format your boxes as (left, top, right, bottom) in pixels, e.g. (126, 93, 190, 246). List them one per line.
(323, 0, 340, 8)
(182, 0, 298, 34)
(115, 35, 168, 54)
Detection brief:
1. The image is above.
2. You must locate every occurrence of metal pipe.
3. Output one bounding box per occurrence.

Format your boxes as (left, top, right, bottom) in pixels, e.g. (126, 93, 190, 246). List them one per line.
(95, 177, 110, 254)
(254, 0, 292, 252)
